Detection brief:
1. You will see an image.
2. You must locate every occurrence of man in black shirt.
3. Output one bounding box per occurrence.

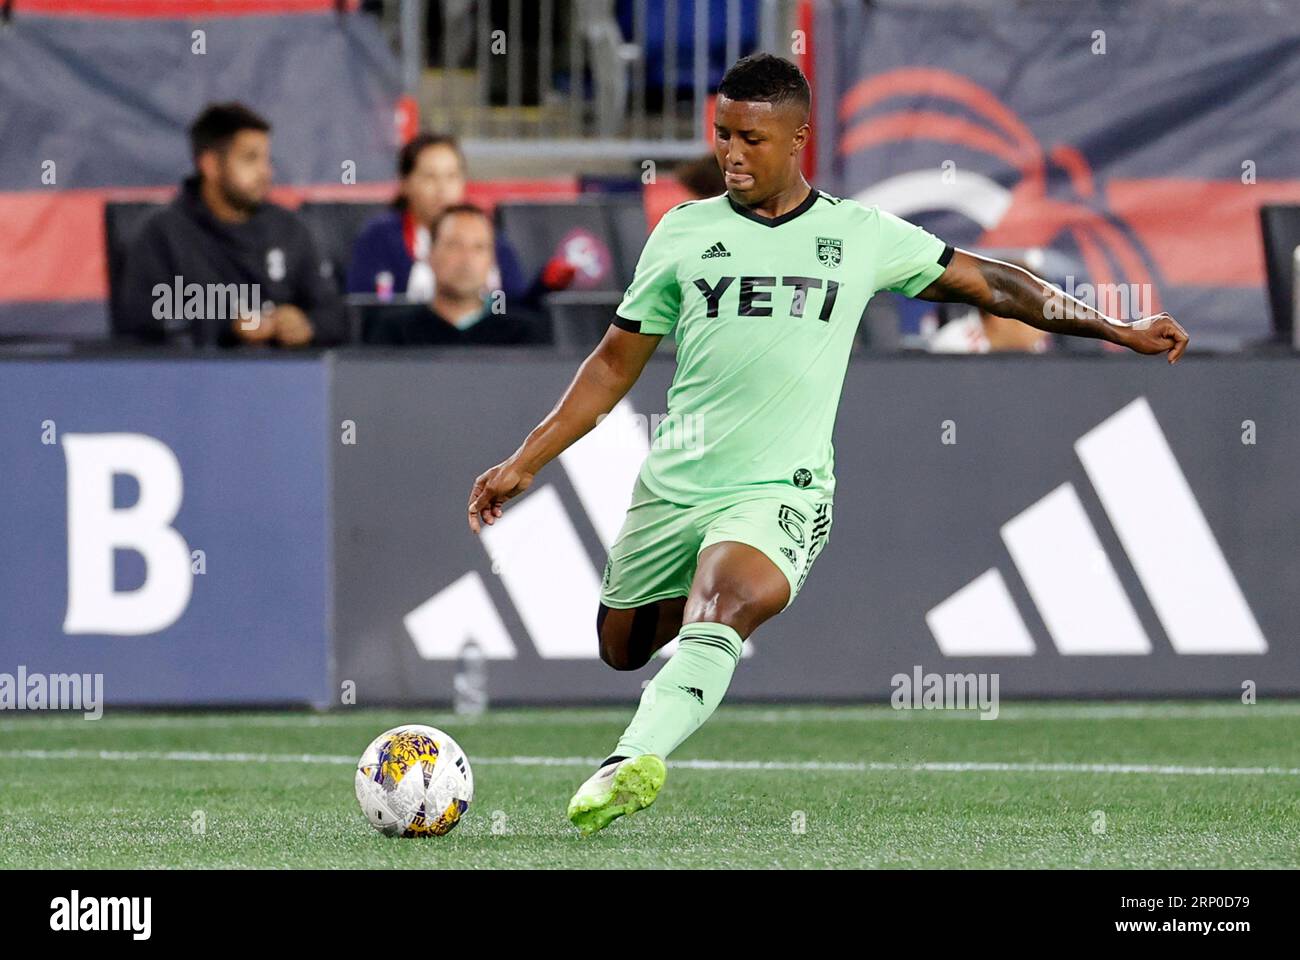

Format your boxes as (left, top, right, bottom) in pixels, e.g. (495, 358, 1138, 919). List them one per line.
(363, 204, 551, 346)
(116, 102, 345, 347)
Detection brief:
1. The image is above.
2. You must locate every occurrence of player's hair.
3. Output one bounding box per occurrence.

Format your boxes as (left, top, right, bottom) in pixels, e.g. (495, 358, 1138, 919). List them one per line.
(393, 132, 466, 210)
(717, 53, 811, 115)
(429, 202, 491, 243)
(188, 102, 271, 166)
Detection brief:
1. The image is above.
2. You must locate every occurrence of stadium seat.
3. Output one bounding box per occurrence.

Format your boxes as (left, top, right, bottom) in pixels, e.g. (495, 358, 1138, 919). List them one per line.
(104, 201, 166, 336)
(297, 200, 389, 295)
(495, 198, 641, 293)
(493, 197, 626, 291)
(497, 197, 651, 349)
(603, 196, 650, 290)
(616, 0, 761, 94)
(577, 174, 643, 196)
(1260, 204, 1300, 344)
(541, 290, 627, 352)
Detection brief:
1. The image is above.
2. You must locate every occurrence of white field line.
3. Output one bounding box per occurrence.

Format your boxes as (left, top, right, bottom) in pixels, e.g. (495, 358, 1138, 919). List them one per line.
(1, 702, 1298, 732)
(2, 748, 1298, 778)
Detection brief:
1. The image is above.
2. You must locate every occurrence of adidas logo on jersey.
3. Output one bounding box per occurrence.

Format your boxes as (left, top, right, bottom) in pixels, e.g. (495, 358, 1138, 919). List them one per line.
(701, 242, 731, 259)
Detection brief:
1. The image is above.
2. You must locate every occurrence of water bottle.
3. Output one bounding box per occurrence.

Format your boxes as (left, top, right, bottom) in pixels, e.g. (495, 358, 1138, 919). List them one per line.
(453, 640, 488, 716)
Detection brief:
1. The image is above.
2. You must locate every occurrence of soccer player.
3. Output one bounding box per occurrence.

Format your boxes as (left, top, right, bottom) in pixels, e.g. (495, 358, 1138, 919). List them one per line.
(467, 54, 1189, 835)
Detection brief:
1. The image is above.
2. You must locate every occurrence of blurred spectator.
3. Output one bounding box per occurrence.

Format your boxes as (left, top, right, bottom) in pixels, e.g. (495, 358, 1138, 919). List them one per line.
(645, 153, 728, 226)
(675, 153, 727, 199)
(347, 132, 574, 303)
(363, 205, 551, 346)
(926, 258, 1051, 354)
(927, 303, 1051, 353)
(116, 102, 345, 347)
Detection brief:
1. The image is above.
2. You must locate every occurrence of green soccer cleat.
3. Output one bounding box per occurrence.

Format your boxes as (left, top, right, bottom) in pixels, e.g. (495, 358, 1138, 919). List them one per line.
(566, 755, 667, 836)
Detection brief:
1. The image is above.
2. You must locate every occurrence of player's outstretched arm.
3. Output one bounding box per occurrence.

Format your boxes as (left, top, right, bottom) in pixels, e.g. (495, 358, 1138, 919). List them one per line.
(916, 249, 1189, 363)
(467, 326, 663, 533)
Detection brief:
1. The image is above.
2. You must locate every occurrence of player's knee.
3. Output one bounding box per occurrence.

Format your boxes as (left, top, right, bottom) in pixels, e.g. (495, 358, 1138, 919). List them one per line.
(687, 582, 783, 631)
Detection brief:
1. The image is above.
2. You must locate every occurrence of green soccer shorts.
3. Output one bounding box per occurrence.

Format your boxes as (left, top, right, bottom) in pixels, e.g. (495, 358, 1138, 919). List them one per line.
(599, 474, 833, 611)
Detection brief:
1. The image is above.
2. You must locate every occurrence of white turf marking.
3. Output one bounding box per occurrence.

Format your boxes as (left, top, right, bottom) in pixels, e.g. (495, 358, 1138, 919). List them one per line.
(2, 748, 1298, 778)
(0, 702, 1298, 732)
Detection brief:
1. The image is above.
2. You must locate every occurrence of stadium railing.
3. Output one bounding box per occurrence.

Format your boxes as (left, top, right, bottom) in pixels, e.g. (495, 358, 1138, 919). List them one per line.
(405, 0, 797, 163)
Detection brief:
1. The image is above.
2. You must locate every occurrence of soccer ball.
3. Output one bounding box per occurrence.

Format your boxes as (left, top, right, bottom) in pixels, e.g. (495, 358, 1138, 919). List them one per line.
(354, 724, 474, 837)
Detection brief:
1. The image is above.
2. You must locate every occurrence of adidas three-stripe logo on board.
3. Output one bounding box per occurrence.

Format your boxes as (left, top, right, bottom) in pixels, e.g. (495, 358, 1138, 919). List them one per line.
(926, 397, 1267, 657)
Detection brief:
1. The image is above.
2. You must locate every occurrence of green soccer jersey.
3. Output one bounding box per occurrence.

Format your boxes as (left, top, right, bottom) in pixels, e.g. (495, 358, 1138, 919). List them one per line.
(614, 187, 952, 505)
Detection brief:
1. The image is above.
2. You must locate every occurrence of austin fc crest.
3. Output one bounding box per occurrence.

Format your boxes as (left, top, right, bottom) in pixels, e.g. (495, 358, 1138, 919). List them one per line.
(816, 237, 842, 269)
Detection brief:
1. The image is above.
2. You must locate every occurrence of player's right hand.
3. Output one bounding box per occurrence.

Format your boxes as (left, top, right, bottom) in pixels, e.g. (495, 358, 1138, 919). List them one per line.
(468, 458, 535, 534)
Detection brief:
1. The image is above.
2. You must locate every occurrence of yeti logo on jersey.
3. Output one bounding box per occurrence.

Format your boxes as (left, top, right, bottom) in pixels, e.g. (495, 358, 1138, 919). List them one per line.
(816, 237, 842, 269)
(691, 276, 841, 322)
(793, 468, 812, 488)
(266, 248, 286, 281)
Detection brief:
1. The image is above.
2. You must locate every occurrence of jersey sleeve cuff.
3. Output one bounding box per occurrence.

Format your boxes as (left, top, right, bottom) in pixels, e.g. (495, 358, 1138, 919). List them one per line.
(894, 242, 955, 298)
(614, 313, 673, 336)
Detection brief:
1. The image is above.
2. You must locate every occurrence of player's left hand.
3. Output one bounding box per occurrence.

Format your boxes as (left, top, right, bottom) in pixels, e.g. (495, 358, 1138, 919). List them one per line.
(1117, 312, 1189, 364)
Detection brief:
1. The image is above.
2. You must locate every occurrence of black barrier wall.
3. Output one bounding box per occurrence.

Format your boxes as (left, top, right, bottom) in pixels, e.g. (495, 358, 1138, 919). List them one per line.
(331, 353, 1300, 703)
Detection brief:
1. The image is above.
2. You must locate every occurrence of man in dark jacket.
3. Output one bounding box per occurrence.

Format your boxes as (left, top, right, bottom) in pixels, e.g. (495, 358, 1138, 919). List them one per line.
(363, 204, 551, 346)
(116, 102, 345, 347)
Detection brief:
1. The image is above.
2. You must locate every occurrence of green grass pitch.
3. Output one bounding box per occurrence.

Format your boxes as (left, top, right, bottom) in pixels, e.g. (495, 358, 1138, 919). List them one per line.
(1, 702, 1297, 869)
